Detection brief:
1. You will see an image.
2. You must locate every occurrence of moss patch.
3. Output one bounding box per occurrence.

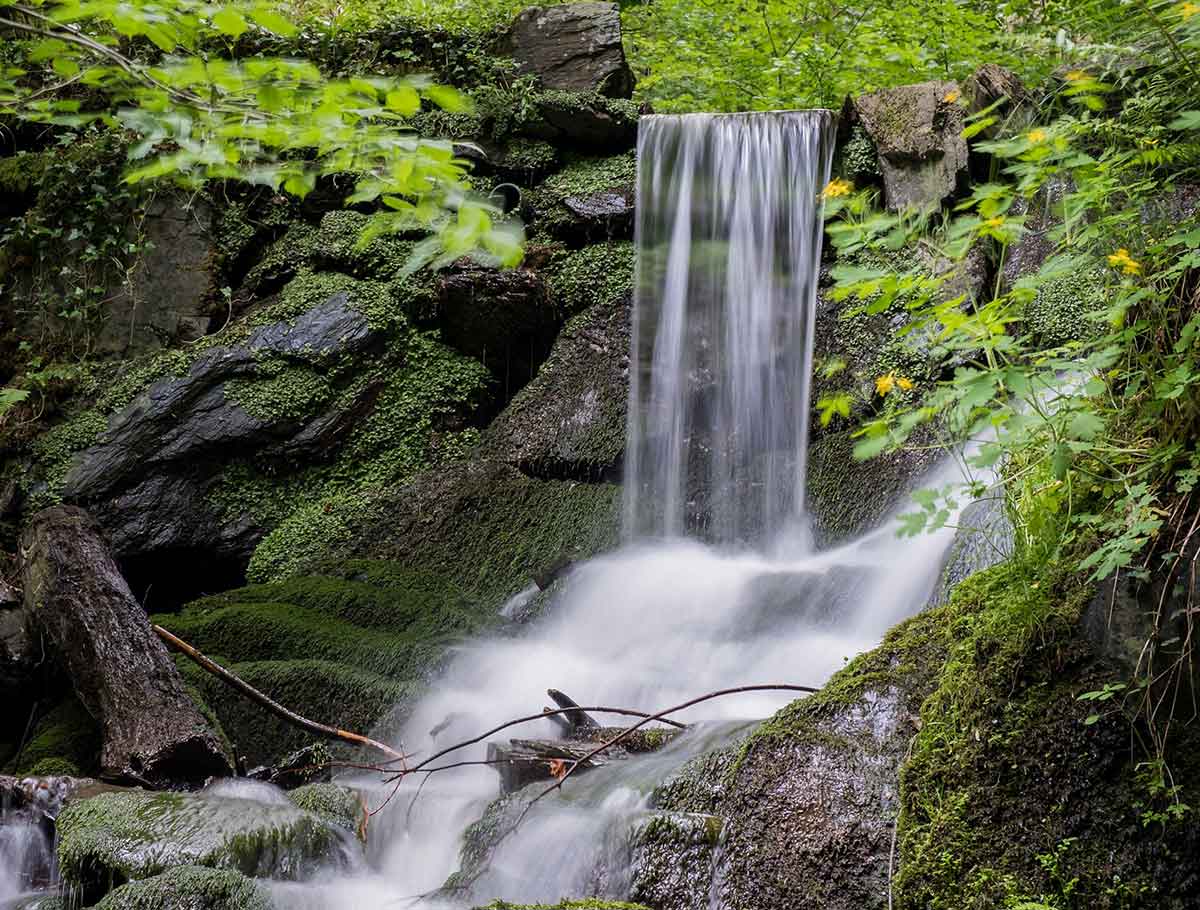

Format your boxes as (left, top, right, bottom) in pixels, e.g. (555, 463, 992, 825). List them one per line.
(546, 241, 634, 317)
(92, 865, 272, 910)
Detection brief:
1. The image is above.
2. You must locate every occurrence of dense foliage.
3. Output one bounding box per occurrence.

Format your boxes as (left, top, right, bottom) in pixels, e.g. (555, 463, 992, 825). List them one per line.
(823, 0, 1200, 798)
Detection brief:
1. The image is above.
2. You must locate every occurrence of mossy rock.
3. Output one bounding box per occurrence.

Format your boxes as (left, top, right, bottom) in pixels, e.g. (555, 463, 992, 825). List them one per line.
(56, 786, 355, 905)
(159, 563, 493, 766)
(545, 241, 634, 318)
(525, 153, 636, 241)
(474, 903, 652, 910)
(805, 424, 943, 547)
(92, 866, 272, 910)
(296, 459, 622, 604)
(5, 696, 100, 777)
(484, 292, 629, 481)
(286, 783, 362, 835)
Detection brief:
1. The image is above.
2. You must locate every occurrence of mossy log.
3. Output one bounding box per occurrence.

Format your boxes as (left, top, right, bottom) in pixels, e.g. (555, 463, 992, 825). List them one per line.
(19, 507, 232, 786)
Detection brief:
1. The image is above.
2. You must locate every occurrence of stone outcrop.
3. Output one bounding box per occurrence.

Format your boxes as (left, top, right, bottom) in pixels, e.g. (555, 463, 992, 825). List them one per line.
(500, 2, 634, 98)
(849, 81, 969, 210)
(96, 197, 219, 355)
(485, 291, 629, 479)
(56, 293, 384, 569)
(20, 507, 232, 786)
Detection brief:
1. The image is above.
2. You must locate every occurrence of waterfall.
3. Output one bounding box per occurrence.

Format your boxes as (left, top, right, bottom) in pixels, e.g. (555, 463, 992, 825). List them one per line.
(625, 112, 834, 543)
(278, 108, 972, 909)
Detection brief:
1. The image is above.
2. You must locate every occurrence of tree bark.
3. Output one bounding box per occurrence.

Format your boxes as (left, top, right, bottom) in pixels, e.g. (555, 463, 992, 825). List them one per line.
(20, 506, 232, 786)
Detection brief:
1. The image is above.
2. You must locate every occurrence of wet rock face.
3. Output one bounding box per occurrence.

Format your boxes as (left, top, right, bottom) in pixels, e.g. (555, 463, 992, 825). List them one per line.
(437, 266, 558, 393)
(500, 2, 634, 99)
(485, 291, 629, 480)
(59, 293, 383, 564)
(851, 81, 968, 210)
(97, 197, 219, 355)
(92, 865, 273, 910)
(55, 781, 359, 905)
(639, 623, 938, 910)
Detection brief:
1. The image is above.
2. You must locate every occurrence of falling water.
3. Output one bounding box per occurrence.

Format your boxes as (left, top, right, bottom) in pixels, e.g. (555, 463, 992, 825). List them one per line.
(625, 112, 834, 543)
(276, 110, 978, 909)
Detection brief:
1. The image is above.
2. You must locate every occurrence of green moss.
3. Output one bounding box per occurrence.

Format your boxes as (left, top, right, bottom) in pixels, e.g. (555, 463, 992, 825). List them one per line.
(0, 150, 50, 195)
(6, 697, 100, 777)
(1023, 268, 1105, 348)
(891, 560, 1190, 909)
(56, 789, 344, 902)
(499, 139, 560, 175)
(539, 153, 636, 200)
(287, 783, 362, 834)
(837, 125, 881, 181)
(180, 658, 412, 766)
(547, 241, 634, 316)
(301, 462, 622, 603)
(225, 359, 337, 422)
(93, 866, 272, 910)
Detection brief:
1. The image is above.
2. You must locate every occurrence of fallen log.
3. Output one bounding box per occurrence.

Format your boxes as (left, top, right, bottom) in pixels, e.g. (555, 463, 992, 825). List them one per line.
(19, 507, 232, 786)
(487, 727, 684, 794)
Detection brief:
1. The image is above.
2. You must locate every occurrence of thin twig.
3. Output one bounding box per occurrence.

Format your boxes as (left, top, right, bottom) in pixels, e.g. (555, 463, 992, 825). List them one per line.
(153, 624, 408, 765)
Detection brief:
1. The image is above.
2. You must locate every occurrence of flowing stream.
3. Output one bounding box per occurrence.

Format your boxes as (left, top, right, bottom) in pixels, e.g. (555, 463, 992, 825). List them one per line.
(280, 110, 970, 907)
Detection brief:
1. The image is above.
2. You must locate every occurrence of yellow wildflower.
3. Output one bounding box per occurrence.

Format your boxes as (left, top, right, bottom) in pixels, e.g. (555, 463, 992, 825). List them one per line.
(1027, 128, 1047, 144)
(1064, 69, 1089, 82)
(942, 89, 961, 104)
(1179, 1, 1200, 18)
(821, 178, 853, 199)
(983, 215, 1005, 229)
(1107, 248, 1142, 275)
(875, 373, 914, 396)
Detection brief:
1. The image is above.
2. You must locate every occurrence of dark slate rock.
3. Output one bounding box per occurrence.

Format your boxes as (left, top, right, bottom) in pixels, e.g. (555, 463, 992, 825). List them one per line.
(850, 81, 969, 210)
(437, 265, 558, 392)
(58, 294, 384, 563)
(963, 63, 1031, 140)
(499, 2, 634, 99)
(484, 291, 629, 479)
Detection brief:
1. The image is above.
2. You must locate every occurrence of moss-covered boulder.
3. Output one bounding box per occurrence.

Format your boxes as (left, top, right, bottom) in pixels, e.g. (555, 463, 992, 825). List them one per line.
(4, 696, 100, 778)
(525, 154, 636, 242)
(91, 866, 272, 910)
(56, 783, 357, 905)
(275, 459, 621, 604)
(156, 562, 481, 765)
(473, 903, 651, 910)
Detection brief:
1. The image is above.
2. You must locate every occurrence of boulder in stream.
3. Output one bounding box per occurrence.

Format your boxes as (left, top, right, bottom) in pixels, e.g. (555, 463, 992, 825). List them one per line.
(55, 781, 359, 905)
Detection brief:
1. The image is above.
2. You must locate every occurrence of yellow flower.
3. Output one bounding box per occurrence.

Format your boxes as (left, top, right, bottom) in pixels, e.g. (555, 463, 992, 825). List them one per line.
(1027, 128, 1048, 144)
(821, 178, 853, 199)
(1107, 248, 1142, 275)
(1064, 69, 1089, 82)
(983, 215, 1005, 229)
(875, 373, 914, 396)
(942, 89, 961, 104)
(1179, 1, 1200, 18)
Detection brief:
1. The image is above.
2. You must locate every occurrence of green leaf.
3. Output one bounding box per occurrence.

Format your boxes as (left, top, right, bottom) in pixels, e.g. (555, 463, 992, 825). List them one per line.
(386, 86, 420, 116)
(213, 8, 249, 37)
(248, 5, 298, 36)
